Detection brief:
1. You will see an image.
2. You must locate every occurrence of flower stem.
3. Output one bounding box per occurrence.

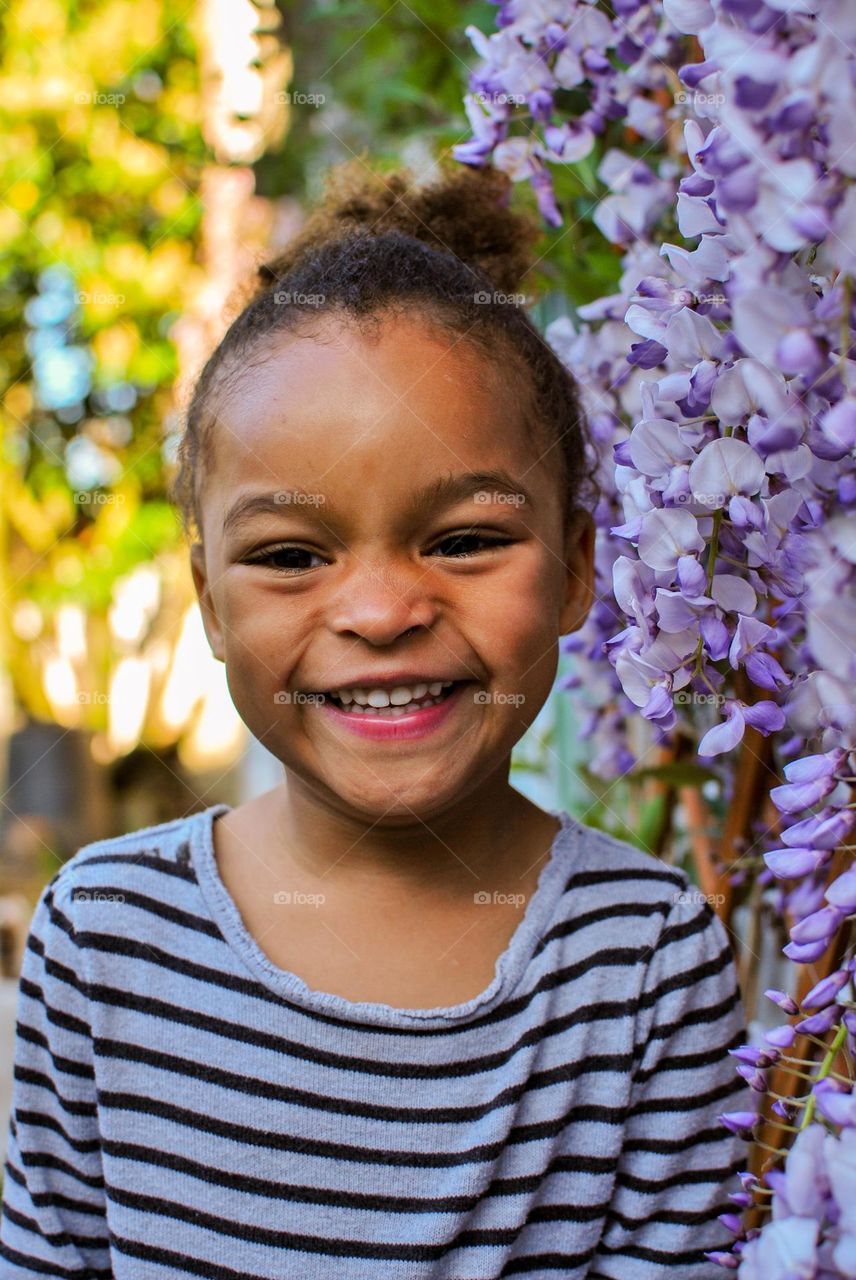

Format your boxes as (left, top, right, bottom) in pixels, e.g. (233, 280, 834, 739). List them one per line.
(798, 1020, 850, 1131)
(839, 273, 851, 387)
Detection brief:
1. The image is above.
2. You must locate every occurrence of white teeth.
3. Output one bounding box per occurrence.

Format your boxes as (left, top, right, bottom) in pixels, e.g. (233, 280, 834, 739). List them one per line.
(348, 695, 448, 716)
(330, 679, 453, 706)
(389, 687, 415, 706)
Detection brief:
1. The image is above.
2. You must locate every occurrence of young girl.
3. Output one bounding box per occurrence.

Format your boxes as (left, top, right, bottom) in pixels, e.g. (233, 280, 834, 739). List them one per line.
(2, 160, 753, 1279)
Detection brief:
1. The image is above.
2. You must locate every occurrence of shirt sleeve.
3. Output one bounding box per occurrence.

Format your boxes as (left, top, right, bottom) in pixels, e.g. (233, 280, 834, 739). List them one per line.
(586, 893, 755, 1279)
(0, 871, 112, 1278)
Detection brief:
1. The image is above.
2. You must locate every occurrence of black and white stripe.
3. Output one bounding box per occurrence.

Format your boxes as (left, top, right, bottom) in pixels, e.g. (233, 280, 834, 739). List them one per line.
(1, 804, 752, 1278)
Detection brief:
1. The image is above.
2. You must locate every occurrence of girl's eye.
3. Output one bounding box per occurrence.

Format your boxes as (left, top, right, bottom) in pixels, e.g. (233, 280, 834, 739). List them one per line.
(243, 531, 512, 575)
(429, 531, 513, 559)
(244, 545, 324, 574)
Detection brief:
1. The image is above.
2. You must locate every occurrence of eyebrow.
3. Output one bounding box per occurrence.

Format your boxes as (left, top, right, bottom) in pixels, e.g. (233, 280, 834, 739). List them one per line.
(221, 470, 534, 536)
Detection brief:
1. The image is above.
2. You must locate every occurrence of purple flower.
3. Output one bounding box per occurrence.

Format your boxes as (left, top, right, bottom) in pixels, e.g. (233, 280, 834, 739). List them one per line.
(781, 809, 855, 850)
(789, 905, 846, 946)
(813, 1079, 856, 1128)
(733, 1216, 819, 1279)
(765, 990, 799, 1016)
(801, 969, 851, 1010)
(795, 1005, 840, 1035)
(763, 847, 827, 879)
(826, 868, 856, 913)
(718, 1109, 760, 1138)
(698, 698, 784, 756)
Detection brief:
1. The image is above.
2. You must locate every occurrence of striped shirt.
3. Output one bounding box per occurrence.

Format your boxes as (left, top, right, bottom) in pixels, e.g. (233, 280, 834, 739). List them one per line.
(1, 802, 752, 1279)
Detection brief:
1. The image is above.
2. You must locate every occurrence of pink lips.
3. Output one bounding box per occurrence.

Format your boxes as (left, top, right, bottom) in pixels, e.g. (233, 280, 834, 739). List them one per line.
(317, 682, 470, 740)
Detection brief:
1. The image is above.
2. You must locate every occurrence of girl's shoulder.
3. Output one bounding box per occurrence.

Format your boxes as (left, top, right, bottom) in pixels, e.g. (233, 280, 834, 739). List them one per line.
(568, 818, 696, 905)
(562, 818, 726, 953)
(45, 806, 209, 909)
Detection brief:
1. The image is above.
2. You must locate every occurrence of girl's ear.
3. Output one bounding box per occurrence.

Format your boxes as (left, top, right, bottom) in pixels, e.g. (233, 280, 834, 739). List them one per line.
(190, 542, 226, 663)
(558, 509, 596, 637)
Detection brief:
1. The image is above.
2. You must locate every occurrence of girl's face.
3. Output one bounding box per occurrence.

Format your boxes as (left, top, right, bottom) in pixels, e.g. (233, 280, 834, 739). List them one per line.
(191, 313, 594, 822)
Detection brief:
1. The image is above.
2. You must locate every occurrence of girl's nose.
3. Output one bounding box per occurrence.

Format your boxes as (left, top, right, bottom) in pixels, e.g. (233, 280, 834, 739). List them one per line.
(326, 561, 437, 645)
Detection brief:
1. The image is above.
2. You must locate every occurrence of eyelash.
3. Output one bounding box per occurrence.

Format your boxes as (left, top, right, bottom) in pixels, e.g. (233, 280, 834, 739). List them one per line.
(243, 531, 513, 575)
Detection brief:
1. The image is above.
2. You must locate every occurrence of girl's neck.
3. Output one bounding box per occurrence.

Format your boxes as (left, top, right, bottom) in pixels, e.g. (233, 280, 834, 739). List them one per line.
(226, 774, 561, 906)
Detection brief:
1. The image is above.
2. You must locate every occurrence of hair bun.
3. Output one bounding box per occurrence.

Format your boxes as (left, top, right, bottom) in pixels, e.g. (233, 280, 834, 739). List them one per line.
(256, 157, 542, 299)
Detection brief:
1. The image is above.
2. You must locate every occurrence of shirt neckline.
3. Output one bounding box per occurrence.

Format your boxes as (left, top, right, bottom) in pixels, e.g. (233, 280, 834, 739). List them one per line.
(191, 801, 583, 1029)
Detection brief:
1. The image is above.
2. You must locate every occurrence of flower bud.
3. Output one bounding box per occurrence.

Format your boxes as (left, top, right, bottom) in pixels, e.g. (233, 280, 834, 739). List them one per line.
(790, 905, 845, 945)
(764, 1023, 797, 1048)
(719, 1110, 759, 1137)
(795, 1005, 839, 1035)
(765, 988, 799, 1015)
(826, 868, 856, 913)
(814, 1079, 856, 1127)
(704, 1252, 739, 1269)
(801, 968, 850, 1010)
(736, 1063, 768, 1091)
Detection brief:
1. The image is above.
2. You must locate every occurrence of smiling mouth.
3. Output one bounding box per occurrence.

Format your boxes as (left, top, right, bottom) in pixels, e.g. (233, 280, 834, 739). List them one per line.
(322, 680, 469, 717)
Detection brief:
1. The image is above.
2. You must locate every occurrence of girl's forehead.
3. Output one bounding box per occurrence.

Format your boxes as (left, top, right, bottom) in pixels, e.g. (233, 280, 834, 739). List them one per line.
(216, 320, 526, 458)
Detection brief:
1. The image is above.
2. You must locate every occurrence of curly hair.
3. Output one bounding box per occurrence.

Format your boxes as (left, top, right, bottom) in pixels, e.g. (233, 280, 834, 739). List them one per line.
(170, 155, 600, 542)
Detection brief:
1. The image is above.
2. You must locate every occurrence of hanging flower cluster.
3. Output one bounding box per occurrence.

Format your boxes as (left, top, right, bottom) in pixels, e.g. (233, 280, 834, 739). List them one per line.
(455, 0, 856, 1273)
